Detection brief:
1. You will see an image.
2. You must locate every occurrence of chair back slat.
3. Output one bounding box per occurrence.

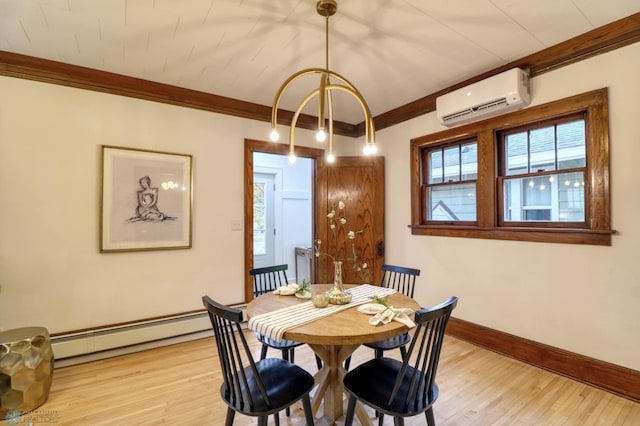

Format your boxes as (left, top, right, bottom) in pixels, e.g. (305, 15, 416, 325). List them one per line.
(380, 264, 420, 298)
(386, 297, 458, 411)
(250, 264, 289, 298)
(202, 296, 271, 412)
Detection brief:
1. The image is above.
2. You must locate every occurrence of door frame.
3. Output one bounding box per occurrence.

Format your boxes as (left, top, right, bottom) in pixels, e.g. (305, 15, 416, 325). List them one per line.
(244, 139, 325, 301)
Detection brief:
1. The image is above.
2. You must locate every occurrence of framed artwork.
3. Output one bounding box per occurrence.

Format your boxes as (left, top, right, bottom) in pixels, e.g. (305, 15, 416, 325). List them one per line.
(100, 145, 193, 252)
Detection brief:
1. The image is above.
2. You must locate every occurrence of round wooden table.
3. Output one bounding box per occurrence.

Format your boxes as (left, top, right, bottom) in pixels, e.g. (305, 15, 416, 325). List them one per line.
(246, 284, 420, 425)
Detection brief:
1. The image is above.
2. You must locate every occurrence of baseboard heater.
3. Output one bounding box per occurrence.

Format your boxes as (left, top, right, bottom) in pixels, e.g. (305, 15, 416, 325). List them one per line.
(51, 305, 247, 362)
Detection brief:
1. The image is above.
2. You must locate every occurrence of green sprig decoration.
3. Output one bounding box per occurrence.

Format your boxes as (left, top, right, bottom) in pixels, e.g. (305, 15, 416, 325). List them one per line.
(369, 295, 389, 307)
(295, 278, 310, 295)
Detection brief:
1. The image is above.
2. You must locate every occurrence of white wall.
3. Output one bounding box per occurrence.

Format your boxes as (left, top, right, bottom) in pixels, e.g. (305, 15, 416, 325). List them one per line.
(374, 42, 640, 371)
(1, 42, 638, 372)
(0, 77, 315, 332)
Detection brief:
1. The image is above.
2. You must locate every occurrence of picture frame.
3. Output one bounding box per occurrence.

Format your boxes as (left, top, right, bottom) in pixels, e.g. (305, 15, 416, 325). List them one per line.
(100, 145, 193, 252)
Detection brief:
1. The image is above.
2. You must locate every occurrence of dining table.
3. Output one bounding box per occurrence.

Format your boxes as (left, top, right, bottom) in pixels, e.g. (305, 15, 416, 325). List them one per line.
(246, 283, 421, 425)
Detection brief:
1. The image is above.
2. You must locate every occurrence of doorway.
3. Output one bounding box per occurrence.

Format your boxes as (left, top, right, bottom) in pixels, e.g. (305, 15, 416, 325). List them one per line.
(252, 153, 313, 281)
(244, 139, 385, 301)
(244, 140, 325, 300)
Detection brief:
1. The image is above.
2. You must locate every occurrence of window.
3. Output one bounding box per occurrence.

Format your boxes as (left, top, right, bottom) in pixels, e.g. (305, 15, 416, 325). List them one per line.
(425, 140, 478, 223)
(253, 181, 267, 255)
(499, 116, 586, 226)
(410, 88, 612, 245)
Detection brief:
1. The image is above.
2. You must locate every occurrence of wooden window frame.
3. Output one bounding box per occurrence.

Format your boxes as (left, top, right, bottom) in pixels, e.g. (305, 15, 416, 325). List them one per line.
(410, 88, 612, 245)
(497, 113, 588, 229)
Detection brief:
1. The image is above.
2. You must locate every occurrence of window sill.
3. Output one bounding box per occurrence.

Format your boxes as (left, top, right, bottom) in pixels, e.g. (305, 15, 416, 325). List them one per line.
(409, 225, 613, 246)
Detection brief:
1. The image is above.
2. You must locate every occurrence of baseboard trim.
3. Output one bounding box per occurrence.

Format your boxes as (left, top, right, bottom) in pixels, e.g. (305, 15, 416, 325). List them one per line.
(446, 317, 640, 402)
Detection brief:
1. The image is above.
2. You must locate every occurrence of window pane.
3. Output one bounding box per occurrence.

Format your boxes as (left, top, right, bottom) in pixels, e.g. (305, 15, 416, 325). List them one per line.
(530, 126, 556, 172)
(558, 171, 586, 220)
(253, 182, 266, 254)
(443, 146, 460, 182)
(461, 142, 478, 180)
(427, 183, 476, 221)
(503, 171, 585, 222)
(523, 176, 552, 206)
(429, 150, 443, 184)
(505, 132, 528, 175)
(557, 119, 586, 169)
(253, 230, 266, 254)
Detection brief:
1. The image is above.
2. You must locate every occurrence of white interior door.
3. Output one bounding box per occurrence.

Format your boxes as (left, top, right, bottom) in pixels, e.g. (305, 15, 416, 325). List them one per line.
(253, 172, 275, 268)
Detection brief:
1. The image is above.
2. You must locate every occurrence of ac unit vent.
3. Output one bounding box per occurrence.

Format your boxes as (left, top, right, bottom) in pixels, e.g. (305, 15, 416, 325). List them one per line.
(436, 68, 530, 127)
(475, 97, 508, 111)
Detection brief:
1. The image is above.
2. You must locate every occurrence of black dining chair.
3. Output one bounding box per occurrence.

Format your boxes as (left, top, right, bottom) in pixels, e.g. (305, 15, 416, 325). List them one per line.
(250, 265, 304, 363)
(202, 295, 315, 426)
(249, 264, 322, 415)
(363, 264, 421, 358)
(344, 264, 421, 371)
(343, 296, 458, 426)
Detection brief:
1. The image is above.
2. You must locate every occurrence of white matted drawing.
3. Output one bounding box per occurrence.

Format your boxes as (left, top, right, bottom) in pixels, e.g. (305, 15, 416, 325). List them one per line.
(100, 145, 192, 252)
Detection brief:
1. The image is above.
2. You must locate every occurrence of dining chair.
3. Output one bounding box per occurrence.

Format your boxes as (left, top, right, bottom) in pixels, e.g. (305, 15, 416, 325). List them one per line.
(343, 296, 458, 426)
(202, 296, 315, 426)
(250, 265, 304, 362)
(249, 264, 322, 416)
(344, 264, 421, 371)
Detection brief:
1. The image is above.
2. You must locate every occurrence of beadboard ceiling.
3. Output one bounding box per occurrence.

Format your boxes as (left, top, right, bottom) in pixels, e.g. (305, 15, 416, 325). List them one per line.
(1, 0, 639, 124)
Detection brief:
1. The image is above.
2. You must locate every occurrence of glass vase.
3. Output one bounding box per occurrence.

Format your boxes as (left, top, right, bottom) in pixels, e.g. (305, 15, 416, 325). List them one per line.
(326, 260, 352, 304)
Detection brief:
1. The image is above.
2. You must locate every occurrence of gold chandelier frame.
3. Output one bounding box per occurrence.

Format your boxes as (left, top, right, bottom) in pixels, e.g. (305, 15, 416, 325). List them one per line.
(269, 0, 377, 163)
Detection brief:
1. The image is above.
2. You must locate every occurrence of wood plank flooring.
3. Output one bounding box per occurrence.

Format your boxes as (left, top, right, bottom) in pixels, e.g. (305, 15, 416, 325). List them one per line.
(19, 331, 640, 425)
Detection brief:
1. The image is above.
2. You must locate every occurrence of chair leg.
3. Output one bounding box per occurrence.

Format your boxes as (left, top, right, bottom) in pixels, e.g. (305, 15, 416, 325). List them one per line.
(315, 354, 323, 370)
(224, 408, 235, 426)
(257, 415, 268, 426)
(372, 347, 383, 420)
(289, 347, 295, 363)
(301, 394, 315, 426)
(274, 412, 280, 426)
(426, 407, 436, 426)
(281, 348, 291, 417)
(344, 355, 351, 371)
(344, 395, 357, 426)
(399, 345, 407, 360)
(393, 416, 405, 426)
(260, 343, 268, 360)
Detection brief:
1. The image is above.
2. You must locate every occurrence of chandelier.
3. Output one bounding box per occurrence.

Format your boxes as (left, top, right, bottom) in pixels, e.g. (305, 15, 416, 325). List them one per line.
(269, 0, 377, 163)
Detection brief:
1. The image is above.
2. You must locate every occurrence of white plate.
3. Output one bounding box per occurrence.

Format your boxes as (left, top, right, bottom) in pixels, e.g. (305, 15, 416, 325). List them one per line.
(273, 284, 299, 295)
(358, 303, 386, 314)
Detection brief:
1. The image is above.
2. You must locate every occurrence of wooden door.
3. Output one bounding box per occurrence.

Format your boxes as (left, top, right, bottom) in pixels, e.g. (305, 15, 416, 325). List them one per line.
(315, 156, 385, 285)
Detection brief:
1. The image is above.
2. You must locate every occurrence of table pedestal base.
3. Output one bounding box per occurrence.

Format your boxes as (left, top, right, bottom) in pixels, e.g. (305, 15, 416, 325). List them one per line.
(309, 343, 372, 426)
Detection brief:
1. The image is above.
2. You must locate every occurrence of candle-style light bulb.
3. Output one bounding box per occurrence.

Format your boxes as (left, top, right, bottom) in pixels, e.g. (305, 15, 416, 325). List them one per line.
(363, 144, 377, 155)
(270, 129, 280, 142)
(316, 129, 327, 142)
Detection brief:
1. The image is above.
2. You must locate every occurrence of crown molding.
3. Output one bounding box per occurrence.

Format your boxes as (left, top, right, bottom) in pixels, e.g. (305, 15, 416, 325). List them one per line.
(1, 14, 639, 138)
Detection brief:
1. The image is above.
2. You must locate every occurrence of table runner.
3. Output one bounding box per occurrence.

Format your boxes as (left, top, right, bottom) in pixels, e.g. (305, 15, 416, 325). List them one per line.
(248, 284, 397, 342)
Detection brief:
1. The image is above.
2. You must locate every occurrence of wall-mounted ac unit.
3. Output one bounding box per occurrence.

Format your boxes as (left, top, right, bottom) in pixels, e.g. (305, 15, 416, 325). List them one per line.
(436, 67, 531, 127)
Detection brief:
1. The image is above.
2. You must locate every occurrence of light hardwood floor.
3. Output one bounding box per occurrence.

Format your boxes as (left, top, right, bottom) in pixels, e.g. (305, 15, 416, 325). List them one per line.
(16, 331, 640, 425)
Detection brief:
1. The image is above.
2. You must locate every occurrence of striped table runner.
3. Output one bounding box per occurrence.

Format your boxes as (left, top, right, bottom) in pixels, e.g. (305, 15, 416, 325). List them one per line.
(248, 284, 396, 342)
